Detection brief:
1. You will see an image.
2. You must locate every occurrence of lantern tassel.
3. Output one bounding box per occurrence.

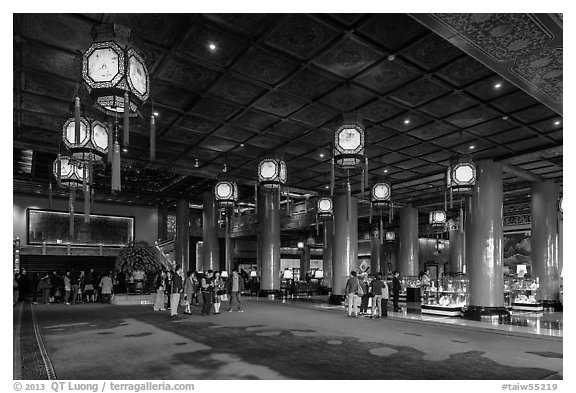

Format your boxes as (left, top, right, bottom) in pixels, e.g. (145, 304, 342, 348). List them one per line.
(107, 122, 113, 164)
(361, 168, 365, 200)
(112, 140, 121, 192)
(74, 96, 81, 144)
(48, 180, 53, 209)
(365, 156, 369, 195)
(346, 181, 351, 222)
(83, 164, 90, 223)
(254, 182, 258, 215)
(369, 203, 373, 224)
(379, 215, 383, 244)
(316, 217, 319, 236)
(389, 202, 393, 224)
(69, 186, 75, 238)
(56, 153, 62, 187)
(150, 113, 156, 161)
(444, 191, 448, 212)
(330, 157, 335, 197)
(91, 187, 95, 206)
(123, 92, 130, 147)
(460, 201, 464, 234)
(450, 187, 453, 209)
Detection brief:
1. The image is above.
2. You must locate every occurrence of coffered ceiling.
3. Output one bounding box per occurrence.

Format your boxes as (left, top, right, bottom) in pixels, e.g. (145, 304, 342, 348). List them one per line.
(13, 13, 562, 215)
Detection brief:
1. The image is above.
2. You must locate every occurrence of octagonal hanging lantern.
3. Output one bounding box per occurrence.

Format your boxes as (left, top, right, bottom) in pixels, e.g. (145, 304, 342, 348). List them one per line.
(435, 240, 445, 252)
(385, 231, 396, 242)
(317, 197, 333, 219)
(371, 182, 391, 208)
(63, 117, 109, 161)
(258, 158, 287, 189)
(53, 155, 83, 188)
(558, 195, 563, 215)
(447, 156, 476, 193)
(429, 210, 447, 227)
(82, 23, 150, 114)
(215, 179, 238, 207)
(333, 115, 365, 169)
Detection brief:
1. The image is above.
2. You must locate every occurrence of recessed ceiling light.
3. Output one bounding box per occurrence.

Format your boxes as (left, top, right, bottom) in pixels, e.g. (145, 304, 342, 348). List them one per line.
(383, 169, 388, 173)
(319, 153, 325, 158)
(240, 143, 245, 147)
(404, 119, 410, 124)
(387, 54, 395, 61)
(494, 83, 502, 89)
(502, 116, 509, 120)
(469, 145, 476, 150)
(122, 148, 128, 153)
(153, 111, 159, 117)
(208, 43, 217, 51)
(554, 120, 561, 126)
(325, 185, 330, 189)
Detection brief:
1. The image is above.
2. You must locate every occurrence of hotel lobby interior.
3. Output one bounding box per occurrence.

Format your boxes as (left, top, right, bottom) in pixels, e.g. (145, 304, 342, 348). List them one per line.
(12, 13, 563, 381)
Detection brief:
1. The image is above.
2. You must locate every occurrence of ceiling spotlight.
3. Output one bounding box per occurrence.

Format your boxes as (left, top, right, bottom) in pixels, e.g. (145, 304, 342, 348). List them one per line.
(383, 169, 388, 173)
(194, 159, 200, 168)
(240, 143, 245, 147)
(387, 54, 395, 61)
(469, 145, 476, 150)
(554, 120, 561, 126)
(404, 119, 410, 124)
(502, 116, 509, 120)
(319, 153, 325, 158)
(208, 43, 217, 51)
(325, 185, 330, 189)
(153, 111, 159, 117)
(122, 147, 128, 153)
(494, 83, 502, 89)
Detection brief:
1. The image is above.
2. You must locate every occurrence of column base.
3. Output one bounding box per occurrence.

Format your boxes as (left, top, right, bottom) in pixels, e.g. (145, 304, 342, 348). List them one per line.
(542, 300, 563, 312)
(462, 306, 510, 322)
(257, 289, 282, 299)
(328, 294, 345, 305)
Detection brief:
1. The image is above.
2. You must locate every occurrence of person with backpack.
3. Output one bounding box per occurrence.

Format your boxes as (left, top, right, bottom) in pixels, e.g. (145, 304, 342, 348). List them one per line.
(344, 271, 362, 318)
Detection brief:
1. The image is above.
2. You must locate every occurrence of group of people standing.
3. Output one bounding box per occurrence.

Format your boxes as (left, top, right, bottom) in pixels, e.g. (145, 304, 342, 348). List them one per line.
(13, 268, 115, 306)
(344, 270, 403, 318)
(153, 265, 245, 318)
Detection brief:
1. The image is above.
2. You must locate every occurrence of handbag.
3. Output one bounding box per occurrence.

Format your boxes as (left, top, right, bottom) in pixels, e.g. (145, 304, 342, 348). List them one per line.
(356, 279, 364, 297)
(221, 293, 228, 302)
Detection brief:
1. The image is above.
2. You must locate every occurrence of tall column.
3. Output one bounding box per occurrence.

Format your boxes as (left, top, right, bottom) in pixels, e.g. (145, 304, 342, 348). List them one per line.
(224, 216, 234, 274)
(175, 198, 190, 273)
(196, 241, 204, 272)
(202, 191, 219, 272)
(371, 235, 381, 275)
(399, 207, 419, 277)
(384, 241, 398, 276)
(447, 219, 464, 274)
(463, 160, 508, 320)
(558, 215, 563, 278)
(329, 190, 358, 304)
(531, 181, 560, 308)
(259, 188, 281, 296)
(323, 220, 333, 290)
(300, 245, 311, 279)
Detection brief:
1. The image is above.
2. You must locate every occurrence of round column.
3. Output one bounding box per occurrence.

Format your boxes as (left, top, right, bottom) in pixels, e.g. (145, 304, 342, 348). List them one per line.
(329, 190, 358, 304)
(175, 198, 190, 273)
(399, 207, 419, 277)
(224, 216, 234, 275)
(371, 235, 381, 274)
(259, 188, 281, 296)
(322, 220, 333, 290)
(384, 241, 398, 276)
(448, 219, 464, 274)
(463, 159, 508, 320)
(531, 181, 560, 309)
(300, 245, 311, 279)
(558, 215, 563, 278)
(202, 191, 219, 272)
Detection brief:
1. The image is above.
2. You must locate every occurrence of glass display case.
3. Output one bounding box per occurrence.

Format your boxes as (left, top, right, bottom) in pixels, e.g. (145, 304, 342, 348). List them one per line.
(398, 276, 419, 302)
(421, 275, 469, 317)
(503, 276, 512, 308)
(511, 277, 543, 311)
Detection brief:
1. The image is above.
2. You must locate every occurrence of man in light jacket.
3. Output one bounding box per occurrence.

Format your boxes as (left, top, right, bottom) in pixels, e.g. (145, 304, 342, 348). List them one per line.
(225, 269, 245, 312)
(344, 271, 361, 318)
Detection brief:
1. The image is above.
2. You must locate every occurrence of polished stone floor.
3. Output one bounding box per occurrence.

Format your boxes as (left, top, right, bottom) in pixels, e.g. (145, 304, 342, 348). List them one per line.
(14, 298, 563, 380)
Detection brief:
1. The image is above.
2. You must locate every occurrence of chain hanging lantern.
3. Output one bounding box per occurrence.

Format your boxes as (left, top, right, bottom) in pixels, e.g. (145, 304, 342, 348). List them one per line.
(215, 166, 238, 208)
(82, 23, 150, 146)
(258, 157, 287, 189)
(317, 196, 333, 220)
(429, 210, 447, 228)
(385, 231, 396, 242)
(333, 113, 365, 169)
(446, 155, 476, 206)
(371, 182, 391, 208)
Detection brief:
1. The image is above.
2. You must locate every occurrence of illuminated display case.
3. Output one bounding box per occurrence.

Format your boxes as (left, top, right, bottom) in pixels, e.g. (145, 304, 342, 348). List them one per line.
(511, 277, 543, 312)
(503, 276, 512, 308)
(398, 276, 419, 302)
(421, 275, 469, 317)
